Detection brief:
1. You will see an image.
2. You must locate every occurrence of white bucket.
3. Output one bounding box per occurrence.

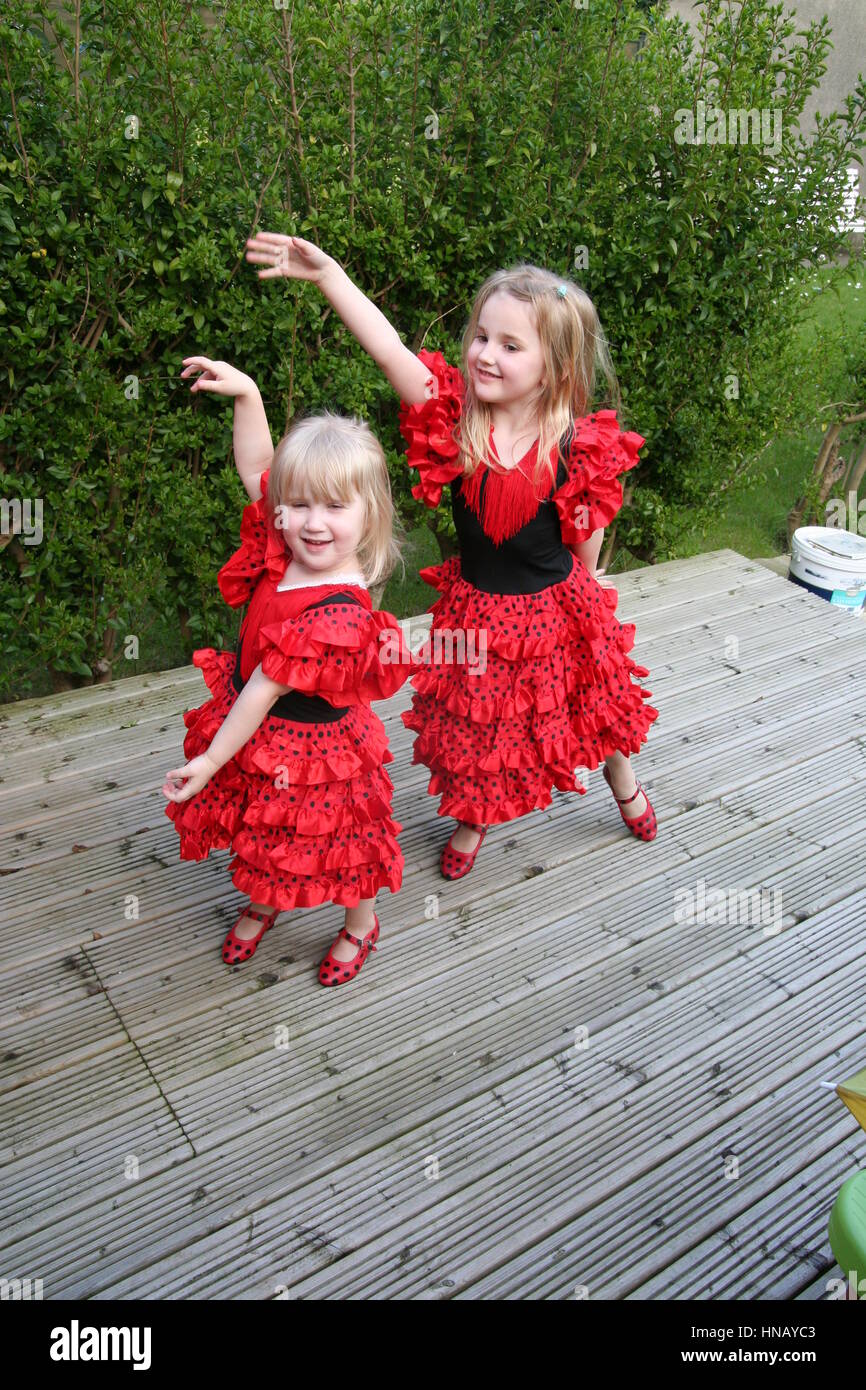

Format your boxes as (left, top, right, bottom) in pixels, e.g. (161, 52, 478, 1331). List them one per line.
(788, 527, 866, 611)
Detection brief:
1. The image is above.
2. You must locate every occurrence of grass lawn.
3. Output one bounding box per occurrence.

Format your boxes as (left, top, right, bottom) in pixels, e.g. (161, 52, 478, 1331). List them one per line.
(665, 258, 866, 575)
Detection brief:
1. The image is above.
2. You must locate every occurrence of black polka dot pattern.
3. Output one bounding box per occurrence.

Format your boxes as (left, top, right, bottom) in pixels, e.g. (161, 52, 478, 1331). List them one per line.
(165, 473, 412, 912)
(401, 555, 658, 826)
(164, 648, 405, 912)
(396, 359, 656, 829)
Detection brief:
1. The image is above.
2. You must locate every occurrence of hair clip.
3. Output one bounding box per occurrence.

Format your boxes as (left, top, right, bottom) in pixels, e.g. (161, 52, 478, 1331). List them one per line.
(556, 284, 568, 298)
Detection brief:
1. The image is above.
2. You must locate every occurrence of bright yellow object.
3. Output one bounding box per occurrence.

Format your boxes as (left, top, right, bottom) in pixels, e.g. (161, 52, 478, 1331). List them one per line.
(837, 1064, 866, 1133)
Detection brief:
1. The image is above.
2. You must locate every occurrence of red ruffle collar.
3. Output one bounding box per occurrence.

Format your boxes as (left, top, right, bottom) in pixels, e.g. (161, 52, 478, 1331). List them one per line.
(218, 467, 293, 606)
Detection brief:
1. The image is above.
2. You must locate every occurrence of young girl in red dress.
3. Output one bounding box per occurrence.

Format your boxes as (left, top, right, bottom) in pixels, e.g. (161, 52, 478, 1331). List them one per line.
(246, 235, 659, 877)
(162, 357, 412, 981)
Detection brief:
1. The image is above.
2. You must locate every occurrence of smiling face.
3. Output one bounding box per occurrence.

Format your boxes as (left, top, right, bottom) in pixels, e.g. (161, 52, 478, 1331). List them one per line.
(280, 486, 366, 577)
(466, 290, 547, 405)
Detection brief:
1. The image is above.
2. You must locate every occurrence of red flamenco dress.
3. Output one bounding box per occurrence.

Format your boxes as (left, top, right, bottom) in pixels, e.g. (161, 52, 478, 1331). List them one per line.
(164, 468, 412, 909)
(397, 348, 659, 826)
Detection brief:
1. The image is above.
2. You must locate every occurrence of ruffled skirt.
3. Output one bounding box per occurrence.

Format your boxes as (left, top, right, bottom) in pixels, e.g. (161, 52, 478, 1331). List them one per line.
(164, 649, 403, 909)
(403, 553, 659, 823)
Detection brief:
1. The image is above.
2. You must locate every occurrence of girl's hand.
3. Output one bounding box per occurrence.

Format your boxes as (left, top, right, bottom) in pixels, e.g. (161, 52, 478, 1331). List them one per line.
(245, 232, 332, 283)
(594, 566, 616, 590)
(162, 754, 219, 803)
(180, 357, 255, 397)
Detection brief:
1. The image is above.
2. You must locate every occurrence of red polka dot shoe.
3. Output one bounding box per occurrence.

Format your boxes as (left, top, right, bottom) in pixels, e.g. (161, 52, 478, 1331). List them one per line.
(318, 915, 380, 987)
(222, 903, 279, 964)
(440, 822, 488, 880)
(602, 764, 657, 842)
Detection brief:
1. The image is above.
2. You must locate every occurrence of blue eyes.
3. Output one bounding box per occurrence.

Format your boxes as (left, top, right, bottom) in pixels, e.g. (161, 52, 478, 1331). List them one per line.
(290, 502, 345, 509)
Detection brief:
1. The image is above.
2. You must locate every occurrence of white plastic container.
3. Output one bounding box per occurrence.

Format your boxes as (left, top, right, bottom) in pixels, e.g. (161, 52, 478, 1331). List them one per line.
(788, 527, 866, 611)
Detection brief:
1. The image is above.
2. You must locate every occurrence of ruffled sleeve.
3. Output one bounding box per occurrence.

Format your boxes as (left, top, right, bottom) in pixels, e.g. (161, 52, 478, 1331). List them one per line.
(217, 468, 289, 607)
(398, 347, 466, 508)
(258, 597, 415, 707)
(552, 410, 645, 546)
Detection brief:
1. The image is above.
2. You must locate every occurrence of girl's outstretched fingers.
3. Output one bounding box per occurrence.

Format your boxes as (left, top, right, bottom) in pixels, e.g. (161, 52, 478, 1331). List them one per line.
(245, 231, 329, 282)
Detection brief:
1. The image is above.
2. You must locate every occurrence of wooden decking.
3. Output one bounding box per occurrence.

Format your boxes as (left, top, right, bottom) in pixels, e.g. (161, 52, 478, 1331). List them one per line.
(1, 548, 864, 1300)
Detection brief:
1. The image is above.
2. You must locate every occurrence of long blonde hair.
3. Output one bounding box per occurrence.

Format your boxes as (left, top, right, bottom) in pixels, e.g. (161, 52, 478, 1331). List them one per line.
(265, 411, 404, 588)
(455, 264, 622, 489)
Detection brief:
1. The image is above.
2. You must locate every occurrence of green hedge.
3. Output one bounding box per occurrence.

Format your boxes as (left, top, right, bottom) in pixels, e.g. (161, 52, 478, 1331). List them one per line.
(1, 0, 864, 697)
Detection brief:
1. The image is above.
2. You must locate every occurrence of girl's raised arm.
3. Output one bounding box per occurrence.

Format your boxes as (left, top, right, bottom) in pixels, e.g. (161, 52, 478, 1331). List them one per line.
(246, 233, 432, 405)
(181, 357, 274, 501)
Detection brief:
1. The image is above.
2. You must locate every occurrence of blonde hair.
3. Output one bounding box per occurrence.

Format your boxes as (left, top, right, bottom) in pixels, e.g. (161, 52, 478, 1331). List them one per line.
(265, 411, 404, 588)
(455, 264, 622, 489)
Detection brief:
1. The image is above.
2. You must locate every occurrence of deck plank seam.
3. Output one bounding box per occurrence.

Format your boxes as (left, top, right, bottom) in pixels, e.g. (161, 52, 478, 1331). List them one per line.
(78, 941, 200, 1158)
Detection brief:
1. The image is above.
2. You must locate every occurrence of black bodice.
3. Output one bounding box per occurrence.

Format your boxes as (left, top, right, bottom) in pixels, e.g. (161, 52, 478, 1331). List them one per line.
(451, 456, 572, 595)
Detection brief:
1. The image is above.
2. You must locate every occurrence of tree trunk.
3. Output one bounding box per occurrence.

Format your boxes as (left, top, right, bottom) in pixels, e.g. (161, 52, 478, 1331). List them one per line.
(843, 441, 866, 502)
(787, 425, 842, 544)
(93, 618, 118, 683)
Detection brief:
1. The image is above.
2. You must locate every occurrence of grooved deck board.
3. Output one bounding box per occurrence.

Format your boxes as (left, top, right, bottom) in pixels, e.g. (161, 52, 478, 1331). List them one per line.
(0, 550, 863, 1300)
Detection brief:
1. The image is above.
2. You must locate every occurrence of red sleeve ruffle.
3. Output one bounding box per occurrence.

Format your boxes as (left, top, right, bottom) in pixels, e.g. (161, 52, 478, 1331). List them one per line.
(398, 347, 466, 508)
(552, 410, 645, 546)
(217, 468, 289, 607)
(258, 600, 415, 707)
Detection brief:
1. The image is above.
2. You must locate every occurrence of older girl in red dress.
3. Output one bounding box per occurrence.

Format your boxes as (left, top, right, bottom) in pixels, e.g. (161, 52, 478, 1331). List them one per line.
(246, 236, 660, 877)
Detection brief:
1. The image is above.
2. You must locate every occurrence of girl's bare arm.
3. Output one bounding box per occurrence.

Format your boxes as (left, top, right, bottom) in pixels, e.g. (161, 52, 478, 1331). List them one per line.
(163, 665, 292, 802)
(232, 384, 274, 502)
(317, 260, 431, 404)
(246, 234, 432, 405)
(181, 357, 274, 501)
(204, 666, 290, 770)
(568, 528, 606, 576)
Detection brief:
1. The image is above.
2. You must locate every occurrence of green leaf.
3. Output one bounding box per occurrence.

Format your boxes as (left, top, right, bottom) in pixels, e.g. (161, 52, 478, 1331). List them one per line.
(142, 188, 156, 210)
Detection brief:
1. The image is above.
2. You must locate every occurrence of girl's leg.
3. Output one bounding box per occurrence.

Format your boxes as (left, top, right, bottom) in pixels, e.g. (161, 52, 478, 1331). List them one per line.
(331, 895, 378, 962)
(449, 822, 486, 853)
(233, 899, 279, 940)
(603, 750, 649, 820)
